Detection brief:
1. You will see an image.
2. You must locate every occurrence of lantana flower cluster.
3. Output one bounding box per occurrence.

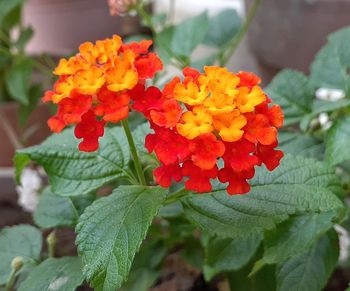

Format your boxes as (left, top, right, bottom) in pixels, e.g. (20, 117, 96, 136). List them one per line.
(44, 35, 284, 195)
(133, 67, 284, 194)
(43, 35, 162, 151)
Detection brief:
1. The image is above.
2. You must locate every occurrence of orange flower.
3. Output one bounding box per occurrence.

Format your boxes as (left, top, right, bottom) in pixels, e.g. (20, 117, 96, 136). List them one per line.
(43, 35, 162, 151)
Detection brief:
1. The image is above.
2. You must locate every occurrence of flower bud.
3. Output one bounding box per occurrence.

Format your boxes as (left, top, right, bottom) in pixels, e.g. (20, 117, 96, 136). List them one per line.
(108, 0, 139, 16)
(11, 256, 24, 272)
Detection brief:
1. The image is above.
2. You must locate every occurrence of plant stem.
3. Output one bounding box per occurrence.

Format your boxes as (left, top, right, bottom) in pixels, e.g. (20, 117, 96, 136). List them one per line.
(6, 257, 24, 291)
(220, 0, 261, 65)
(47, 231, 56, 258)
(121, 119, 147, 186)
(164, 187, 189, 205)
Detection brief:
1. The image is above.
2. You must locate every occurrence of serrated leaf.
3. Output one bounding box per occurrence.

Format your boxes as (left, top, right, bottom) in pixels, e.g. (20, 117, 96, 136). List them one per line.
(5, 57, 33, 105)
(34, 187, 78, 229)
(171, 12, 209, 57)
(266, 69, 314, 125)
(203, 9, 241, 47)
(0, 225, 42, 284)
(325, 116, 350, 166)
(278, 132, 324, 160)
(15, 127, 130, 196)
(18, 257, 84, 291)
(76, 185, 167, 291)
(310, 27, 350, 94)
(257, 212, 335, 268)
(276, 230, 339, 291)
(182, 155, 344, 240)
(203, 233, 262, 281)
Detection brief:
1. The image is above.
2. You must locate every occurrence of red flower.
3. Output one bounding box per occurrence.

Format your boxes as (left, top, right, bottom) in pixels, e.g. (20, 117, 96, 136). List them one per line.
(182, 161, 218, 193)
(222, 140, 259, 172)
(154, 163, 183, 187)
(150, 99, 182, 128)
(48, 91, 92, 133)
(94, 86, 130, 122)
(256, 142, 284, 171)
(189, 133, 225, 170)
(145, 126, 190, 165)
(74, 110, 105, 152)
(237, 71, 261, 89)
(244, 113, 277, 145)
(135, 53, 163, 79)
(130, 85, 163, 117)
(218, 167, 254, 195)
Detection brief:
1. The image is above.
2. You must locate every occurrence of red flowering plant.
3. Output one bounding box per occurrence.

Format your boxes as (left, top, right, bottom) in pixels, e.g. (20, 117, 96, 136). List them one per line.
(7, 6, 347, 291)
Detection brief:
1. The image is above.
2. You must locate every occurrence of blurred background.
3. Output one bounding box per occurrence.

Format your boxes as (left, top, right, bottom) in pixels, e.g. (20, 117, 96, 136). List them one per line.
(1, 0, 350, 290)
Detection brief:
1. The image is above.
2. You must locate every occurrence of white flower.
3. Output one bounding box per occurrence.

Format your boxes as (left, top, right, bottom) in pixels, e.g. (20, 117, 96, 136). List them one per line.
(318, 112, 332, 130)
(16, 168, 42, 213)
(315, 88, 345, 102)
(335, 224, 350, 263)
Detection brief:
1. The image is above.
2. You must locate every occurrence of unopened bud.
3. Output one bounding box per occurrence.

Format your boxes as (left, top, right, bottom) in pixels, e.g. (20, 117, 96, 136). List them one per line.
(108, 0, 139, 16)
(11, 256, 24, 272)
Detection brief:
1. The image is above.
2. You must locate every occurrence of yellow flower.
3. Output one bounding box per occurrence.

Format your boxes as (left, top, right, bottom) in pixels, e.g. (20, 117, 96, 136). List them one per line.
(73, 67, 105, 95)
(236, 86, 266, 113)
(174, 81, 208, 106)
(106, 50, 138, 92)
(177, 106, 213, 139)
(213, 111, 247, 142)
(51, 76, 75, 103)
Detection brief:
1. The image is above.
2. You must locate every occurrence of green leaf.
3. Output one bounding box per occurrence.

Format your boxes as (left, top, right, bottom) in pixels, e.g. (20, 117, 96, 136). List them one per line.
(203, 9, 241, 47)
(204, 233, 262, 281)
(310, 27, 350, 94)
(33, 187, 79, 229)
(15, 127, 130, 196)
(155, 26, 175, 65)
(171, 12, 209, 57)
(266, 69, 314, 125)
(76, 185, 167, 290)
(190, 53, 217, 71)
(15, 27, 34, 51)
(182, 155, 344, 240)
(18, 257, 84, 291)
(326, 116, 350, 166)
(19, 84, 42, 125)
(0, 0, 25, 24)
(256, 212, 336, 268)
(278, 132, 324, 160)
(0, 225, 42, 284)
(276, 230, 339, 291)
(5, 57, 33, 105)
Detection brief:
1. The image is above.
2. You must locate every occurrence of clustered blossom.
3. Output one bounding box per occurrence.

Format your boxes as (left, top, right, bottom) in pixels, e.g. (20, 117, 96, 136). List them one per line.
(133, 67, 284, 194)
(43, 35, 162, 151)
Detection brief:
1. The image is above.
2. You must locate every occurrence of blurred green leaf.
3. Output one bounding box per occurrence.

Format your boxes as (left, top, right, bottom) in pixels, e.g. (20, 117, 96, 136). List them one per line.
(278, 132, 324, 160)
(311, 27, 350, 94)
(0, 225, 42, 285)
(266, 69, 314, 126)
(203, 233, 262, 281)
(325, 116, 350, 166)
(15, 27, 34, 51)
(0, 0, 25, 25)
(18, 257, 84, 291)
(155, 26, 176, 65)
(276, 230, 339, 291)
(19, 84, 42, 126)
(253, 212, 336, 272)
(34, 187, 79, 229)
(171, 12, 209, 57)
(5, 57, 33, 105)
(203, 9, 241, 47)
(190, 53, 217, 71)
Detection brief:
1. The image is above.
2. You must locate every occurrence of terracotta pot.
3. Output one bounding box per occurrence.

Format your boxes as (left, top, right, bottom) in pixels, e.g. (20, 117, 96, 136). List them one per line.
(0, 102, 51, 167)
(246, 0, 350, 73)
(23, 0, 146, 56)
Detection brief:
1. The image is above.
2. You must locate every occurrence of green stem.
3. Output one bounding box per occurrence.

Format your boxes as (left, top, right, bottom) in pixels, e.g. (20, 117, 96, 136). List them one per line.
(220, 0, 261, 65)
(164, 188, 188, 205)
(121, 119, 147, 186)
(47, 231, 56, 258)
(6, 257, 24, 291)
